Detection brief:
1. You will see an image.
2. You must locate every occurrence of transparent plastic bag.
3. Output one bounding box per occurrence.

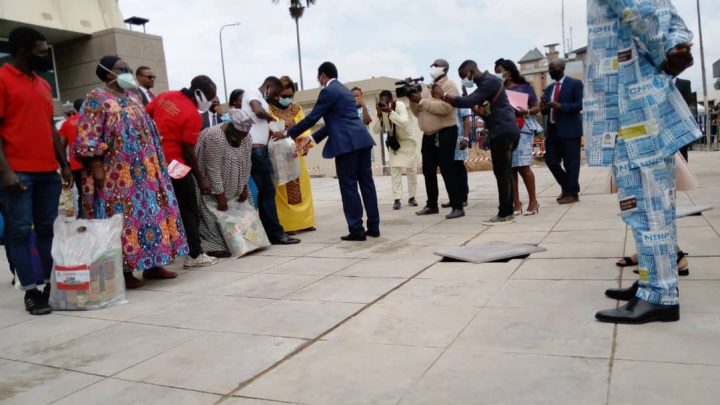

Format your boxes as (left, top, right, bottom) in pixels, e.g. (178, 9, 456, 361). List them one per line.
(49, 214, 126, 310)
(267, 136, 300, 185)
(211, 201, 270, 257)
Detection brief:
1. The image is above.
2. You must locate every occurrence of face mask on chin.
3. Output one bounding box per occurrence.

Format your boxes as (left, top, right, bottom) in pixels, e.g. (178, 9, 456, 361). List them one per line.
(195, 89, 213, 113)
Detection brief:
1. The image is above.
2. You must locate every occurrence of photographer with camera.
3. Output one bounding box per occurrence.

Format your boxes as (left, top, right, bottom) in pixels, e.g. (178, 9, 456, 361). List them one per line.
(372, 90, 418, 210)
(408, 58, 465, 220)
(434, 59, 520, 225)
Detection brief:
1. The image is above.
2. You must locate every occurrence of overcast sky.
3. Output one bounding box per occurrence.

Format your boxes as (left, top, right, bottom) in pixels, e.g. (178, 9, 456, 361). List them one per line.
(119, 0, 719, 101)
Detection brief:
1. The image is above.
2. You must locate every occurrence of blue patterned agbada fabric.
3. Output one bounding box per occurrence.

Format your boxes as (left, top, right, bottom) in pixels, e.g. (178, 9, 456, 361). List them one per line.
(584, 0, 702, 168)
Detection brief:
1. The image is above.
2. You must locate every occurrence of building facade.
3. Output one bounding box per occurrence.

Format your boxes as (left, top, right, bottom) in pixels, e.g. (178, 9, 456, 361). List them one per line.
(0, 0, 167, 116)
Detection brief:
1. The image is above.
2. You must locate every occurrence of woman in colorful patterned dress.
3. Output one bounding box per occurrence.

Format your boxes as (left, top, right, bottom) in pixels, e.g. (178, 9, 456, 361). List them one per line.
(75, 55, 188, 289)
(495, 59, 540, 216)
(268, 76, 316, 234)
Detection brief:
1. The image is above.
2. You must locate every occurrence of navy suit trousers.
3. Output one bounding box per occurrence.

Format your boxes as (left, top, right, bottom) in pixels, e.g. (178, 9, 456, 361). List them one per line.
(334, 147, 380, 236)
(545, 125, 581, 197)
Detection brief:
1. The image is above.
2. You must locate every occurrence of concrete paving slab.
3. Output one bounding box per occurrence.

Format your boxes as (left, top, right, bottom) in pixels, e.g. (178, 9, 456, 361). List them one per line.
(116, 332, 304, 394)
(608, 360, 720, 405)
(453, 306, 614, 358)
(0, 361, 101, 405)
(239, 341, 442, 405)
(53, 379, 221, 405)
(398, 350, 609, 405)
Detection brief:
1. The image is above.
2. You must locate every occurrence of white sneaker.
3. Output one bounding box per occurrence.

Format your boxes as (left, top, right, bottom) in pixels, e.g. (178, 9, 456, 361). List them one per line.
(184, 253, 219, 268)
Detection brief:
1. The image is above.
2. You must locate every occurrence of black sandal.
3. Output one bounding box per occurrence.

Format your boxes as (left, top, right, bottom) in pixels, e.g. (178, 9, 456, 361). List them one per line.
(616, 256, 638, 267)
(632, 251, 689, 276)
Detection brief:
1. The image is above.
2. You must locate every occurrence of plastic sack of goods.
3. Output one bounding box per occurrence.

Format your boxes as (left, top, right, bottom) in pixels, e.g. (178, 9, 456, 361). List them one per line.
(49, 214, 126, 310)
(211, 201, 270, 257)
(268, 120, 300, 185)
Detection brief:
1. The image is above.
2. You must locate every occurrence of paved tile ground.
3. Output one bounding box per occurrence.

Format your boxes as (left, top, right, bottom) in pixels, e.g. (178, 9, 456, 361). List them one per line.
(1, 152, 718, 405)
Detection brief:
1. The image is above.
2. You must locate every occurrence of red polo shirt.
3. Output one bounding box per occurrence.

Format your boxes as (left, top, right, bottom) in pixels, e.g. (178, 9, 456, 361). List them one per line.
(58, 114, 82, 171)
(146, 90, 202, 165)
(0, 64, 58, 172)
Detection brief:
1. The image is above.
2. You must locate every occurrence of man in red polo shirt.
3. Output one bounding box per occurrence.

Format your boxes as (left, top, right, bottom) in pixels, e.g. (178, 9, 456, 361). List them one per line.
(146, 75, 219, 268)
(58, 98, 85, 217)
(0, 27, 73, 315)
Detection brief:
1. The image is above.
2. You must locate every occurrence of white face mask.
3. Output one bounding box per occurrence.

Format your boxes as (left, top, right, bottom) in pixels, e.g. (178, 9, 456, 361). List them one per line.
(99, 64, 139, 90)
(429, 66, 446, 80)
(195, 89, 212, 113)
(495, 72, 508, 81)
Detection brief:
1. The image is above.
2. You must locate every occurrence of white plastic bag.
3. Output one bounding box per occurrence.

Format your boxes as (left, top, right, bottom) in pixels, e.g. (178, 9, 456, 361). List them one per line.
(49, 214, 126, 310)
(268, 137, 300, 185)
(211, 201, 270, 257)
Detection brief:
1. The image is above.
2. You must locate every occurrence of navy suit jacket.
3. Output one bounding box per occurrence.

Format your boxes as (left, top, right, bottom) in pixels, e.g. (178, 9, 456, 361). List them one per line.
(288, 80, 375, 159)
(542, 76, 583, 140)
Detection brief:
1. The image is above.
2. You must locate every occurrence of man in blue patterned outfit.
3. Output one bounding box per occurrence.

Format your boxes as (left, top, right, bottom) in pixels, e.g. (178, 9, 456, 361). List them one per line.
(585, 0, 701, 324)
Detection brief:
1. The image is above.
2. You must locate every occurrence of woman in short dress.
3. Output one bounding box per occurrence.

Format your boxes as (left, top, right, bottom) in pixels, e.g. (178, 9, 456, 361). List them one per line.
(495, 58, 540, 216)
(75, 55, 188, 289)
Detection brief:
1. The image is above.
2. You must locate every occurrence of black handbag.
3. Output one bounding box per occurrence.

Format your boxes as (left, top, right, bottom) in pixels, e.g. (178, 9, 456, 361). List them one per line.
(385, 123, 401, 152)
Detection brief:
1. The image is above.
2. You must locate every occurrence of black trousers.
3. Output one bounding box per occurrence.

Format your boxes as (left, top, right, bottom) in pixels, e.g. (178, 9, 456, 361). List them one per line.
(251, 148, 285, 241)
(489, 135, 516, 218)
(421, 126, 463, 210)
(456, 160, 469, 203)
(172, 175, 202, 258)
(545, 125, 581, 197)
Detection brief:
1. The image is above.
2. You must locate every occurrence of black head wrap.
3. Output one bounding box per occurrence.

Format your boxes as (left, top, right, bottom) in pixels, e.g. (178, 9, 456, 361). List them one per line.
(96, 55, 121, 82)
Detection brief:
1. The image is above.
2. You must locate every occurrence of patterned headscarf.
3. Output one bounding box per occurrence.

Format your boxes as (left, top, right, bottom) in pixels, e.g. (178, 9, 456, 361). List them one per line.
(229, 108, 253, 132)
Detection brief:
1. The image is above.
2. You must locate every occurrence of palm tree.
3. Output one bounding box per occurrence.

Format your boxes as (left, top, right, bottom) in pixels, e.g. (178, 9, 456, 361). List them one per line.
(272, 0, 316, 90)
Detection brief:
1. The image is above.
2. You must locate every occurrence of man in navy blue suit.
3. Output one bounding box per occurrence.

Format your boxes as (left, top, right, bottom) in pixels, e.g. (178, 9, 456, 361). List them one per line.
(290, 62, 380, 241)
(541, 59, 584, 205)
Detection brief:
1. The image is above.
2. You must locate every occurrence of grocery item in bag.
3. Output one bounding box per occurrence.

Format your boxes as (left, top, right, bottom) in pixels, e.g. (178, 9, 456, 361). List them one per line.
(49, 214, 125, 310)
(268, 120, 300, 185)
(211, 201, 270, 257)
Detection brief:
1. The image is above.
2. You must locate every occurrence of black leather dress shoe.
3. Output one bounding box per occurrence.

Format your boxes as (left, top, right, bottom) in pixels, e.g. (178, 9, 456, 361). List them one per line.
(441, 202, 452, 208)
(595, 297, 679, 324)
(341, 233, 367, 241)
(445, 209, 465, 219)
(366, 230, 380, 238)
(416, 206, 439, 216)
(271, 234, 301, 245)
(605, 281, 639, 301)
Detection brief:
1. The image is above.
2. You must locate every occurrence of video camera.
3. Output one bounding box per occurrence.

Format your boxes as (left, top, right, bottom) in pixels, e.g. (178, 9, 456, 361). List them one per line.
(395, 77, 424, 99)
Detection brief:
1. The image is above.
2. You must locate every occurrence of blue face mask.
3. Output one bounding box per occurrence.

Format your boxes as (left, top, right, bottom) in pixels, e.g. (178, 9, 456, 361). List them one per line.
(462, 75, 475, 89)
(278, 97, 293, 107)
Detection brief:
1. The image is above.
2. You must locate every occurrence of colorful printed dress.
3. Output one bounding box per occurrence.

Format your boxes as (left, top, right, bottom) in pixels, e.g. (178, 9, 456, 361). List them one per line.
(75, 88, 188, 272)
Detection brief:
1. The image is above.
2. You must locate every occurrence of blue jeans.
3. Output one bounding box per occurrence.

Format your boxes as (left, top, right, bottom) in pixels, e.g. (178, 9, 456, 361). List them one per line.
(0, 172, 61, 290)
(251, 148, 285, 240)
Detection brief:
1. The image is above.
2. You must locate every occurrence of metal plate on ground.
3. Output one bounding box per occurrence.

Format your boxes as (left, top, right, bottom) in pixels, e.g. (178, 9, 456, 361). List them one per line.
(434, 241, 547, 263)
(677, 205, 713, 218)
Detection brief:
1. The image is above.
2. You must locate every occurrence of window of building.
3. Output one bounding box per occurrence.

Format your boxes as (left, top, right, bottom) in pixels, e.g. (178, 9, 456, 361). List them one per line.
(0, 38, 60, 99)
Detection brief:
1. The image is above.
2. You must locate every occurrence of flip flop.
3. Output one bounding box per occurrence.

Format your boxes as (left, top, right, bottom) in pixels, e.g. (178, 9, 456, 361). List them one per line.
(616, 256, 638, 267)
(632, 251, 689, 276)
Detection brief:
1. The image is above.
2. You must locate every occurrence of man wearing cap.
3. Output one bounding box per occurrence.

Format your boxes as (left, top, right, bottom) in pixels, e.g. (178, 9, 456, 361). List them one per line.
(408, 58, 465, 220)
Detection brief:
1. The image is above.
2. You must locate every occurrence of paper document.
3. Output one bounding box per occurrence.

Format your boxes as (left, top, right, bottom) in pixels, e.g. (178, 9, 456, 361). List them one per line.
(505, 90, 529, 111)
(168, 160, 191, 179)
